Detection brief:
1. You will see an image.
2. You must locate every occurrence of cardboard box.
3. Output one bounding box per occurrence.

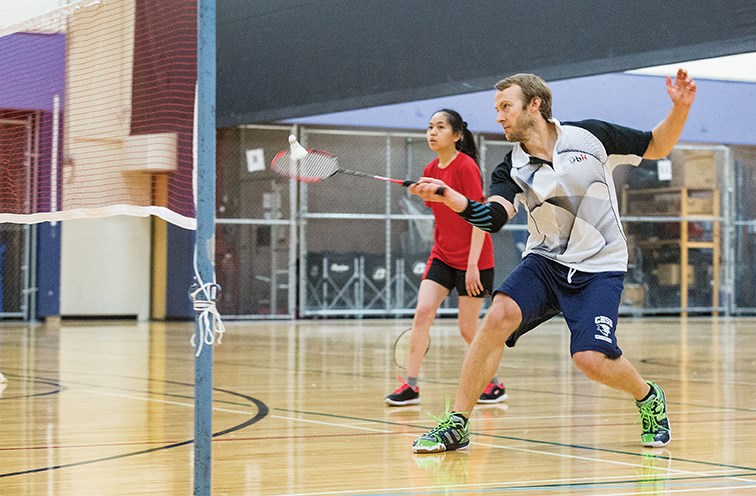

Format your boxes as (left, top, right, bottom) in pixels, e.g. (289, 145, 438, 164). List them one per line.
(625, 195, 677, 215)
(625, 191, 715, 216)
(653, 263, 695, 285)
(685, 196, 715, 215)
(622, 283, 646, 307)
(669, 150, 717, 189)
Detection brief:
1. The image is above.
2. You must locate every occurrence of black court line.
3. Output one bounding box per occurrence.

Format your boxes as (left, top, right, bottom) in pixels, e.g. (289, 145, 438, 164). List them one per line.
(274, 407, 756, 474)
(0, 377, 268, 478)
(233, 362, 756, 422)
(0, 373, 67, 401)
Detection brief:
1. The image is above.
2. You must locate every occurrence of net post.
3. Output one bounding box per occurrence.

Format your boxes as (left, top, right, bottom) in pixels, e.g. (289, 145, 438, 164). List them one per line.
(194, 0, 216, 494)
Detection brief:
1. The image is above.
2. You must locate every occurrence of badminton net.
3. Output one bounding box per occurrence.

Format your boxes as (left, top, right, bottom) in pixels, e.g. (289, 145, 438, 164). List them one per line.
(0, 0, 197, 229)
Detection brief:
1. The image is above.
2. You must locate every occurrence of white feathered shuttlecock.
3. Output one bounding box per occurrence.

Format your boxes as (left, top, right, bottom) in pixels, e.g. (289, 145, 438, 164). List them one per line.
(289, 135, 308, 162)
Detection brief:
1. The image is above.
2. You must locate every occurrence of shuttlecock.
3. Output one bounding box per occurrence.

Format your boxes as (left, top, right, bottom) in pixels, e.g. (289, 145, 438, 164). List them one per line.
(289, 135, 309, 162)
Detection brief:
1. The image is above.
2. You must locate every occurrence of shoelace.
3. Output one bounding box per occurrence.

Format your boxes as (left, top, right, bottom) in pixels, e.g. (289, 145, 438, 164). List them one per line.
(637, 399, 667, 432)
(424, 399, 468, 438)
(482, 382, 497, 394)
(392, 376, 416, 394)
(638, 407, 659, 431)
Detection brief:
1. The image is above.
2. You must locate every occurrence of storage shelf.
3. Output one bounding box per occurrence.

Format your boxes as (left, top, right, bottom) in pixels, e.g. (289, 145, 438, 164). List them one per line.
(622, 186, 720, 316)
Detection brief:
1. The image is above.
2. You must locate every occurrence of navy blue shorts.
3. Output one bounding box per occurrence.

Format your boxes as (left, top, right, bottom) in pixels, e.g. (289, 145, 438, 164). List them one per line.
(424, 258, 494, 298)
(496, 254, 625, 358)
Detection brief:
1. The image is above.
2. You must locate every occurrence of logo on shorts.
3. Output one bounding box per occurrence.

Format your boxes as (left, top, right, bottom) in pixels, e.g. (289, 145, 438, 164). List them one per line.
(594, 316, 613, 344)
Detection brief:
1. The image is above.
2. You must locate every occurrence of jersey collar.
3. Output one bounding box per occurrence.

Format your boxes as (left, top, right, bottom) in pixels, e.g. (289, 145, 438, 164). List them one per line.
(511, 118, 562, 169)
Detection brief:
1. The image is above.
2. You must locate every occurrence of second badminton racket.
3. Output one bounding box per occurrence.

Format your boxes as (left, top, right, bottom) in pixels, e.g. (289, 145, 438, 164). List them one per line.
(393, 327, 431, 370)
(271, 136, 445, 195)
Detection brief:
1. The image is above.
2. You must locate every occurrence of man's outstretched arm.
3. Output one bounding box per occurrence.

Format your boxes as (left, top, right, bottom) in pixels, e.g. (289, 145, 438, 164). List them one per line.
(644, 68, 697, 160)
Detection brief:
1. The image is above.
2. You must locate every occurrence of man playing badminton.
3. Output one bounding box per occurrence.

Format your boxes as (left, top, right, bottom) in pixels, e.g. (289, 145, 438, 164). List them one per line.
(409, 69, 697, 453)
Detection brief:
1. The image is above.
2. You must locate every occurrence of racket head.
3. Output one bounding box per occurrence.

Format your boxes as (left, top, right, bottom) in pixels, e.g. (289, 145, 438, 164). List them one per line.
(270, 149, 340, 183)
(392, 327, 431, 370)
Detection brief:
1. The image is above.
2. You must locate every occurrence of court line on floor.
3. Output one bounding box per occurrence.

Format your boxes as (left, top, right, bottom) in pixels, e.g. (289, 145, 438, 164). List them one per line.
(78, 388, 756, 491)
(86, 389, 255, 415)
(76, 391, 752, 488)
(472, 439, 754, 482)
(270, 414, 393, 433)
(277, 471, 756, 496)
(262, 410, 756, 495)
(274, 407, 756, 473)
(0, 380, 268, 478)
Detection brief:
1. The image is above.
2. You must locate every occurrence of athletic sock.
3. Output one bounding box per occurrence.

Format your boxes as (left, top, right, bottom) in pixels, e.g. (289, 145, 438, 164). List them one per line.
(406, 377, 418, 389)
(638, 385, 654, 403)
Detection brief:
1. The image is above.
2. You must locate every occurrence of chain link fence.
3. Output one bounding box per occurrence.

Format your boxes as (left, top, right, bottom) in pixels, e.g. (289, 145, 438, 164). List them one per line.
(616, 145, 730, 314)
(299, 129, 438, 316)
(215, 125, 297, 318)
(732, 146, 756, 314)
(190, 126, 753, 319)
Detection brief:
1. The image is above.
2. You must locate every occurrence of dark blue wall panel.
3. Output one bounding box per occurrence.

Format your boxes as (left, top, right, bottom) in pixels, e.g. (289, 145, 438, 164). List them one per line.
(165, 223, 195, 319)
(36, 222, 60, 318)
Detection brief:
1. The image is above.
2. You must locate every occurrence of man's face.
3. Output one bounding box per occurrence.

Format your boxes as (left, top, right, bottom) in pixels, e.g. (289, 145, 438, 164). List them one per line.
(495, 85, 536, 143)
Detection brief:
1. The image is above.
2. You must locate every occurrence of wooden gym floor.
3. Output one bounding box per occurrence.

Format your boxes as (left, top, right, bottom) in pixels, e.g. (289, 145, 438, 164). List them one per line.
(0, 317, 755, 495)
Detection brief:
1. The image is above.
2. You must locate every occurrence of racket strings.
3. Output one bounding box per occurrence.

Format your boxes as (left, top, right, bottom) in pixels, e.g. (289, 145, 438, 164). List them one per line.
(393, 328, 431, 370)
(271, 150, 340, 182)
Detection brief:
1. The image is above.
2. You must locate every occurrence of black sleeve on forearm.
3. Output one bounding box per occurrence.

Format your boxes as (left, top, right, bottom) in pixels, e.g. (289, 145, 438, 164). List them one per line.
(457, 199, 509, 233)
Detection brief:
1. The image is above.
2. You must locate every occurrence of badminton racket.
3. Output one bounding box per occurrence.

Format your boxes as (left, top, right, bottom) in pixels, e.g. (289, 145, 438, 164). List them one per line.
(393, 327, 431, 370)
(271, 135, 445, 195)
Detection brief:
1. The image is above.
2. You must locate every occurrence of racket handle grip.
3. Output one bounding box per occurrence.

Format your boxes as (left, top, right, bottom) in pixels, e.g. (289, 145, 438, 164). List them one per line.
(401, 180, 445, 196)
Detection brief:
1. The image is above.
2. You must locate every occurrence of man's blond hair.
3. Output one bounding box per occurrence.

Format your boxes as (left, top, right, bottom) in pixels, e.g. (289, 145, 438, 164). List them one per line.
(494, 73, 552, 121)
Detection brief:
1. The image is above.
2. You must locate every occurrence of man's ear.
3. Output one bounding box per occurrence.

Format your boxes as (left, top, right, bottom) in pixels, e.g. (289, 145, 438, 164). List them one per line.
(530, 96, 542, 112)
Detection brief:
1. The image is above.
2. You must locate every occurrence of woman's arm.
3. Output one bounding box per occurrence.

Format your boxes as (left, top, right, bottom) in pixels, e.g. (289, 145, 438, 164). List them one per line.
(465, 226, 486, 296)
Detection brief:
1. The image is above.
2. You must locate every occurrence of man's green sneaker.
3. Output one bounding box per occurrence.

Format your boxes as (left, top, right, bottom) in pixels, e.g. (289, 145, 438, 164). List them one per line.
(412, 411, 469, 454)
(636, 381, 671, 447)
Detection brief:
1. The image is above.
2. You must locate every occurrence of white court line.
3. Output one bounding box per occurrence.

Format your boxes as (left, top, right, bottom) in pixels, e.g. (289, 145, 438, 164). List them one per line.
(281, 453, 755, 496)
(472, 439, 742, 478)
(281, 472, 756, 496)
(86, 389, 756, 495)
(86, 390, 392, 433)
(86, 390, 254, 415)
(270, 415, 392, 433)
(84, 390, 743, 426)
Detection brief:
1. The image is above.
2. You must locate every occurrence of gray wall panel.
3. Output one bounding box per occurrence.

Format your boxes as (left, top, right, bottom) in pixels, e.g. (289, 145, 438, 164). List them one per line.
(218, 0, 756, 125)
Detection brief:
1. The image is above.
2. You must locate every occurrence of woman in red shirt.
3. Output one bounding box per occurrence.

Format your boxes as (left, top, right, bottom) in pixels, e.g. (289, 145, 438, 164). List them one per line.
(385, 109, 507, 406)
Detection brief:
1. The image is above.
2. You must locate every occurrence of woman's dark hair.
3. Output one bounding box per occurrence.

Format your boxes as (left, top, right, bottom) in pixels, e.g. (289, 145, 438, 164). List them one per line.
(436, 108, 479, 165)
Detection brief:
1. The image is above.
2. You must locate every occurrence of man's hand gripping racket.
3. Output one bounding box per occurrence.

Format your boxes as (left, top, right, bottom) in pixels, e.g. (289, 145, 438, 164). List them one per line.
(271, 136, 446, 196)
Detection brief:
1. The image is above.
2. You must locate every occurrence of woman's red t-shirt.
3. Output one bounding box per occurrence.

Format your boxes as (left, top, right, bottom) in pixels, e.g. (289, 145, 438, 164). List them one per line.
(423, 152, 494, 270)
